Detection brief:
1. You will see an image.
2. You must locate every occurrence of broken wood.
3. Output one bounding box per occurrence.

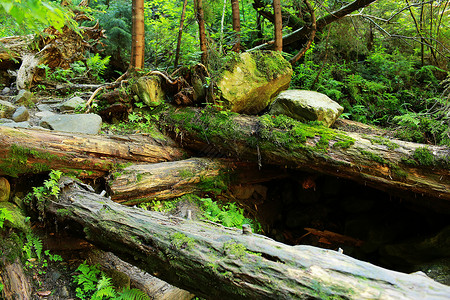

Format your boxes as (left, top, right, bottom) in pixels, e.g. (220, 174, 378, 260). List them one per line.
(87, 250, 194, 300)
(107, 157, 287, 204)
(161, 107, 450, 202)
(0, 259, 32, 300)
(0, 126, 185, 178)
(44, 178, 450, 299)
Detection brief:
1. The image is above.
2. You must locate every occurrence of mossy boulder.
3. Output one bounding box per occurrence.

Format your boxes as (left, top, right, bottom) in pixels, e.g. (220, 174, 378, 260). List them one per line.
(0, 177, 10, 202)
(269, 90, 344, 127)
(132, 75, 165, 107)
(0, 99, 16, 118)
(215, 51, 292, 114)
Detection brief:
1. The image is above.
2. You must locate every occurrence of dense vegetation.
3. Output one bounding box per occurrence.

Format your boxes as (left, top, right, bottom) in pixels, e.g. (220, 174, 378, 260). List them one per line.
(1, 0, 449, 145)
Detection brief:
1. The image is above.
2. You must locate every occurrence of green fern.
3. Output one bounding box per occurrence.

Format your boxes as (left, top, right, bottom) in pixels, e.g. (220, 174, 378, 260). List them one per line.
(116, 288, 151, 300)
(0, 207, 13, 228)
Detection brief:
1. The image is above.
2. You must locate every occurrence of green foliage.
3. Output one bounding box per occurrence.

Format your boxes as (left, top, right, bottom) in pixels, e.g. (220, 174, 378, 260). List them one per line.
(73, 261, 150, 300)
(22, 233, 62, 275)
(199, 197, 260, 232)
(0, 0, 69, 35)
(87, 53, 110, 82)
(413, 147, 434, 166)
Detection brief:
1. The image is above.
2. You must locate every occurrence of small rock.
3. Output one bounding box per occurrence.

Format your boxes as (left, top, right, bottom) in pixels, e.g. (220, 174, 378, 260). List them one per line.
(12, 106, 29, 122)
(59, 286, 70, 298)
(269, 90, 344, 127)
(14, 89, 34, 106)
(51, 271, 61, 281)
(36, 111, 55, 118)
(132, 76, 165, 107)
(1, 87, 11, 94)
(40, 113, 102, 134)
(36, 104, 53, 112)
(0, 100, 16, 118)
(59, 96, 86, 112)
(0, 177, 10, 202)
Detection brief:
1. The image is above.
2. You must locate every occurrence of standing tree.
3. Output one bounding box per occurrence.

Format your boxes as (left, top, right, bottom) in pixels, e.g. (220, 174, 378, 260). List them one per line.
(194, 0, 208, 65)
(231, 0, 241, 52)
(174, 0, 189, 68)
(130, 0, 145, 70)
(273, 0, 282, 51)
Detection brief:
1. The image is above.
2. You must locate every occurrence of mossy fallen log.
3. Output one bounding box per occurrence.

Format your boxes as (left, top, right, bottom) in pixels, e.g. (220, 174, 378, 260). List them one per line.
(0, 126, 185, 178)
(107, 157, 287, 205)
(45, 178, 450, 299)
(161, 107, 450, 202)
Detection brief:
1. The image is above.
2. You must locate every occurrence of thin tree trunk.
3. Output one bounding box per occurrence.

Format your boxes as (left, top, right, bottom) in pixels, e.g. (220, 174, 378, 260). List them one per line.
(195, 0, 208, 65)
(219, 0, 227, 54)
(231, 0, 241, 52)
(174, 0, 189, 68)
(289, 0, 316, 64)
(272, 0, 282, 52)
(131, 0, 145, 70)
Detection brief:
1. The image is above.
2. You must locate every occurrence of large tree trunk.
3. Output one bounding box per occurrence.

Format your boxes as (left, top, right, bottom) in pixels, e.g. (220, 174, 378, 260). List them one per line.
(0, 127, 185, 178)
(195, 0, 208, 65)
(272, 0, 283, 52)
(160, 107, 450, 203)
(130, 0, 145, 70)
(231, 0, 241, 52)
(44, 178, 450, 299)
(107, 157, 287, 204)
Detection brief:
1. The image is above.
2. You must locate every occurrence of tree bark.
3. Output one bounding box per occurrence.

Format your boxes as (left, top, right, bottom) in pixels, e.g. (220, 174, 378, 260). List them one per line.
(0, 127, 185, 178)
(0, 259, 32, 300)
(272, 0, 283, 52)
(174, 0, 189, 68)
(107, 157, 287, 204)
(231, 0, 241, 52)
(161, 107, 450, 202)
(194, 0, 208, 65)
(45, 178, 450, 299)
(131, 0, 145, 70)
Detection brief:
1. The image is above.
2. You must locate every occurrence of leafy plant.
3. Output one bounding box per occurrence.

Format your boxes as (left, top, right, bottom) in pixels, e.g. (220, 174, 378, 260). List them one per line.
(73, 261, 150, 300)
(87, 53, 110, 82)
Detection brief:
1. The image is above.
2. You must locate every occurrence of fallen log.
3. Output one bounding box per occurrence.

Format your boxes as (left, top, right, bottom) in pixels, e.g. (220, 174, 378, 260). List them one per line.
(161, 107, 450, 202)
(0, 126, 185, 178)
(44, 178, 450, 299)
(107, 157, 287, 205)
(87, 250, 194, 300)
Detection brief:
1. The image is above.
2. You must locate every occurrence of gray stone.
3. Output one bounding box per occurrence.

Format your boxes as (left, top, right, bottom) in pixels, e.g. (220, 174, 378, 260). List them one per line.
(59, 96, 86, 112)
(0, 118, 14, 123)
(216, 51, 293, 114)
(12, 106, 29, 122)
(1, 87, 11, 94)
(0, 121, 31, 128)
(14, 89, 35, 105)
(269, 90, 344, 127)
(36, 104, 53, 112)
(36, 111, 55, 118)
(40, 113, 102, 134)
(0, 100, 16, 118)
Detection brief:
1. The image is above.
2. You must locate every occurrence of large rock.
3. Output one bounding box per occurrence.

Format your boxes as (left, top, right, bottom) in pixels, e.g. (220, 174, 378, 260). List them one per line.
(0, 177, 10, 202)
(59, 96, 86, 112)
(269, 90, 344, 127)
(132, 76, 165, 107)
(12, 106, 29, 122)
(216, 51, 292, 114)
(40, 113, 102, 134)
(0, 100, 16, 118)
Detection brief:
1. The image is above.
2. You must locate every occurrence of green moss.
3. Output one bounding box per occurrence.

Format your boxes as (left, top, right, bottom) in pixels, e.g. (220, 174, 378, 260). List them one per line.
(223, 241, 261, 261)
(413, 147, 434, 166)
(366, 136, 399, 150)
(170, 232, 194, 250)
(178, 169, 195, 179)
(198, 171, 230, 194)
(360, 150, 387, 165)
(0, 144, 60, 177)
(253, 50, 291, 81)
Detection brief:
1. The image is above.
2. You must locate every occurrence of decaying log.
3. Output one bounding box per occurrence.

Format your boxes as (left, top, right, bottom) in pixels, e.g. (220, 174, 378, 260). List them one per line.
(107, 157, 287, 204)
(44, 178, 450, 299)
(0, 259, 32, 300)
(161, 107, 450, 202)
(0, 126, 185, 178)
(87, 250, 194, 300)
